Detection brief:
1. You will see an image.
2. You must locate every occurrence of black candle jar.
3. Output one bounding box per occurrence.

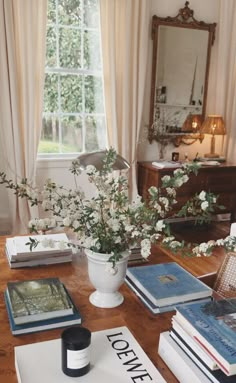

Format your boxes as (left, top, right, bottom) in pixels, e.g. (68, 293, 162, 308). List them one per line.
(61, 326, 91, 377)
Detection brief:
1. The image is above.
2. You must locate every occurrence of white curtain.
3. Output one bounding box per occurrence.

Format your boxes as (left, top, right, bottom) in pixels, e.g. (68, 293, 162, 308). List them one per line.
(99, 0, 150, 198)
(0, 0, 47, 233)
(208, 0, 236, 161)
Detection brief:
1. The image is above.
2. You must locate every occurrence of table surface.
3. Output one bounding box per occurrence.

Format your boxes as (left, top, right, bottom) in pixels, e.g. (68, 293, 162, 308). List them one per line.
(0, 235, 226, 383)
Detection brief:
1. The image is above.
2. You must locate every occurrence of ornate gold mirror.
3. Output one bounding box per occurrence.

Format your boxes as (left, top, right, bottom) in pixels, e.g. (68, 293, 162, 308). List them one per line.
(148, 2, 216, 146)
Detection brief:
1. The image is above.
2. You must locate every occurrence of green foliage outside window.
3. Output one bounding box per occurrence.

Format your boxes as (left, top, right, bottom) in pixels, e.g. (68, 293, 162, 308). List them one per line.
(40, 0, 106, 155)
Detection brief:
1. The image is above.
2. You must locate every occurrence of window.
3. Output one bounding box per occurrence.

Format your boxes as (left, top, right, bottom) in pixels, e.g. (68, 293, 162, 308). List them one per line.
(39, 0, 107, 156)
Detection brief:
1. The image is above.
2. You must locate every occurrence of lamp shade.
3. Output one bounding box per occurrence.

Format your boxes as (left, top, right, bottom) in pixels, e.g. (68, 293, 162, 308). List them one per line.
(182, 113, 203, 132)
(77, 150, 130, 171)
(201, 115, 226, 136)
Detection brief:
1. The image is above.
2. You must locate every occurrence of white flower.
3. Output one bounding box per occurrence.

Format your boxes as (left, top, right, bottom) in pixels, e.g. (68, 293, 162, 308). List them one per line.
(155, 220, 165, 231)
(166, 187, 176, 197)
(86, 165, 97, 175)
(199, 191, 206, 201)
(161, 175, 171, 182)
(140, 239, 151, 259)
(201, 201, 209, 211)
(107, 218, 120, 232)
(63, 217, 71, 227)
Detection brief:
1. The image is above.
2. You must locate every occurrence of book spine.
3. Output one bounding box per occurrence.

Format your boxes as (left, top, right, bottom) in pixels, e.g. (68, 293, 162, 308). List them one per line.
(172, 317, 218, 370)
(175, 312, 232, 376)
(169, 332, 219, 383)
(158, 332, 212, 383)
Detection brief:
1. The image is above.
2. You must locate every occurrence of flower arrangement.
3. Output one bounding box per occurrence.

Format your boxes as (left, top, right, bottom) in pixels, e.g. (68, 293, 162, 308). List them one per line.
(0, 148, 228, 268)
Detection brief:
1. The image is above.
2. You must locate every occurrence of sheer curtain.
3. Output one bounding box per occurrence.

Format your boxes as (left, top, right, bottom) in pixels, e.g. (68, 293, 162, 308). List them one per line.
(0, 0, 47, 233)
(208, 0, 236, 161)
(99, 0, 150, 198)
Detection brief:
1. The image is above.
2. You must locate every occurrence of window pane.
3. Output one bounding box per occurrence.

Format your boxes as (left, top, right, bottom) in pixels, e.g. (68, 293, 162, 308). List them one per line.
(46, 26, 57, 67)
(60, 75, 83, 113)
(58, 0, 81, 26)
(39, 116, 60, 153)
(48, 0, 56, 24)
(85, 76, 104, 113)
(84, 30, 101, 70)
(44, 74, 59, 112)
(84, 0, 99, 28)
(59, 27, 81, 68)
(61, 116, 83, 152)
(85, 115, 106, 151)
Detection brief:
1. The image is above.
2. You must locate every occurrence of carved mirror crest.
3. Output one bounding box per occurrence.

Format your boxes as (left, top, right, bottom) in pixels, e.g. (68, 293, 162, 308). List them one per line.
(148, 2, 216, 146)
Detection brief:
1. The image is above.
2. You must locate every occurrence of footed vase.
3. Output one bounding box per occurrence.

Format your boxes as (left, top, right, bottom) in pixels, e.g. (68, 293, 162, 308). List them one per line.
(85, 249, 129, 308)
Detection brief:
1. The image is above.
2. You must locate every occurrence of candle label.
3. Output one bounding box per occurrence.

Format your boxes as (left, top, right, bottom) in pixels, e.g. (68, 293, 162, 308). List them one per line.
(67, 346, 90, 369)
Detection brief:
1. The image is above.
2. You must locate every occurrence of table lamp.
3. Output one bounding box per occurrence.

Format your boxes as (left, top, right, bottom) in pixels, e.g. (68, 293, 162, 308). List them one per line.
(77, 150, 130, 170)
(201, 115, 226, 158)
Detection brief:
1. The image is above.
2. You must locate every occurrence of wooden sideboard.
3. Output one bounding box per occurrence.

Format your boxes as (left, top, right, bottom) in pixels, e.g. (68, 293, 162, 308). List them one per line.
(0, 234, 227, 383)
(138, 161, 236, 222)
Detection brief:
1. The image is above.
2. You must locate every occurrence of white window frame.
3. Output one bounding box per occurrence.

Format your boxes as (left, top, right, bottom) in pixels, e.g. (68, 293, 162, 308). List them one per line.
(38, 0, 107, 161)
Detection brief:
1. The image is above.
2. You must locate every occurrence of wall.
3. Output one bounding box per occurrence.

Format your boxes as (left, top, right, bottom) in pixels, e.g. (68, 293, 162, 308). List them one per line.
(138, 0, 220, 162)
(0, 0, 221, 230)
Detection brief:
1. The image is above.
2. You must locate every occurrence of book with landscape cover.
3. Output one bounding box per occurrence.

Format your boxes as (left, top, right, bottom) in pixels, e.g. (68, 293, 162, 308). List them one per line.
(6, 278, 74, 324)
(14, 326, 167, 383)
(170, 328, 236, 383)
(125, 275, 211, 314)
(158, 331, 215, 383)
(4, 288, 82, 335)
(126, 262, 212, 307)
(175, 298, 236, 376)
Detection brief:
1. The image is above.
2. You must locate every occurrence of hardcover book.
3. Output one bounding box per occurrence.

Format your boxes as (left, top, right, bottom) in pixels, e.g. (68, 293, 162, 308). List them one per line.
(158, 331, 214, 383)
(5, 289, 81, 335)
(171, 315, 219, 370)
(125, 275, 211, 314)
(126, 262, 212, 307)
(5, 241, 72, 268)
(12, 233, 71, 257)
(6, 278, 74, 324)
(175, 298, 236, 376)
(14, 326, 167, 383)
(170, 329, 236, 383)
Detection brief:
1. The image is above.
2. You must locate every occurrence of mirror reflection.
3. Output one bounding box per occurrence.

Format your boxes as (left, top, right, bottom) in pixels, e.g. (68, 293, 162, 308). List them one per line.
(149, 2, 216, 146)
(156, 26, 208, 109)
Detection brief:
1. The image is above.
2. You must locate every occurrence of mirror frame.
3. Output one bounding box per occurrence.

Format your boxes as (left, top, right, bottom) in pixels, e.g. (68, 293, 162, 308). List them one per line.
(148, 1, 216, 144)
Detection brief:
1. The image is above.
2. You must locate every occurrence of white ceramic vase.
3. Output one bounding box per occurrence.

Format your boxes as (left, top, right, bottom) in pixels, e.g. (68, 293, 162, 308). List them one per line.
(85, 249, 129, 308)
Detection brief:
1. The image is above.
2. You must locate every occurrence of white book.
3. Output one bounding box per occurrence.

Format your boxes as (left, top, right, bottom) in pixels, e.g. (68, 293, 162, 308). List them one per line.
(15, 326, 167, 383)
(169, 331, 236, 383)
(158, 331, 212, 383)
(172, 316, 219, 370)
(12, 233, 72, 257)
(5, 244, 72, 268)
(152, 161, 181, 169)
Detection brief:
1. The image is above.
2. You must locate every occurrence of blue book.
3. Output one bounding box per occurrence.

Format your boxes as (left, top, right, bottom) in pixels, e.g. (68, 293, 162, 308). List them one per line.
(175, 298, 236, 376)
(4, 287, 82, 335)
(125, 275, 211, 314)
(126, 262, 212, 307)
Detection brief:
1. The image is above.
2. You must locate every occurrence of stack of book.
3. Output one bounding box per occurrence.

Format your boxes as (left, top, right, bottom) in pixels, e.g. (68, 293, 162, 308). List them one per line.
(5, 233, 73, 268)
(126, 262, 212, 314)
(5, 277, 82, 335)
(158, 298, 236, 382)
(128, 246, 147, 264)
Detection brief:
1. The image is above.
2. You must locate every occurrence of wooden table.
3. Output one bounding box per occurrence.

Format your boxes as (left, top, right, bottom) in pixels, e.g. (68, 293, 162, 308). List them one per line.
(0, 235, 225, 383)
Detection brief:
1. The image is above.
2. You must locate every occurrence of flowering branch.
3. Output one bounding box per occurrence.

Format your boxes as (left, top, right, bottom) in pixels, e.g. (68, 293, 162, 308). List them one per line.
(0, 149, 225, 267)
